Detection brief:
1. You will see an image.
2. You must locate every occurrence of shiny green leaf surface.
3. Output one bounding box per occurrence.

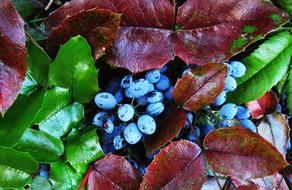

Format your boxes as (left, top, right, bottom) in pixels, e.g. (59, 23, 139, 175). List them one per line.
(31, 176, 52, 190)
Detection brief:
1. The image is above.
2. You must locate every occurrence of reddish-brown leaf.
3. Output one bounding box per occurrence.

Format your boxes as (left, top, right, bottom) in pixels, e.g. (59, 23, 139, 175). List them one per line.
(236, 183, 261, 190)
(257, 112, 290, 155)
(87, 154, 142, 190)
(42, 0, 288, 73)
(47, 8, 121, 60)
(246, 91, 278, 119)
(0, 0, 26, 115)
(172, 63, 227, 112)
(140, 140, 206, 190)
(144, 103, 187, 155)
(203, 127, 289, 180)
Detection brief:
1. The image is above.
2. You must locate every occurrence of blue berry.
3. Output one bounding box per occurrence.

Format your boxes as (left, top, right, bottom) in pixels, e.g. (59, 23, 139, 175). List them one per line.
(106, 77, 121, 94)
(94, 92, 117, 110)
(236, 106, 250, 120)
(104, 118, 114, 133)
(145, 70, 161, 83)
(93, 112, 108, 127)
(155, 75, 170, 91)
(138, 166, 148, 176)
(39, 169, 49, 179)
(147, 83, 155, 93)
(225, 63, 233, 76)
(224, 76, 237, 91)
(230, 61, 246, 78)
(113, 135, 124, 150)
(136, 95, 148, 106)
(147, 90, 164, 103)
(219, 120, 234, 128)
(164, 86, 174, 101)
(146, 102, 165, 116)
(114, 88, 124, 103)
(182, 68, 190, 77)
(185, 112, 193, 127)
(120, 75, 133, 88)
(240, 119, 256, 133)
(213, 91, 227, 106)
(137, 115, 156, 135)
(187, 127, 201, 142)
(129, 159, 139, 169)
(202, 120, 215, 136)
(220, 103, 238, 119)
(160, 65, 168, 73)
(118, 104, 134, 122)
(123, 123, 142, 144)
(277, 104, 282, 112)
(287, 140, 291, 151)
(125, 79, 149, 98)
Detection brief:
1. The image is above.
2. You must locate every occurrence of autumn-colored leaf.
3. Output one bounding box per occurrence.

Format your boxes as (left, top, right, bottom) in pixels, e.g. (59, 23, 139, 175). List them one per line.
(144, 104, 187, 155)
(204, 127, 289, 180)
(141, 140, 206, 190)
(0, 0, 26, 115)
(236, 183, 261, 190)
(42, 0, 288, 73)
(252, 173, 290, 190)
(87, 154, 142, 190)
(257, 112, 290, 155)
(173, 63, 227, 112)
(246, 91, 278, 119)
(46, 8, 121, 60)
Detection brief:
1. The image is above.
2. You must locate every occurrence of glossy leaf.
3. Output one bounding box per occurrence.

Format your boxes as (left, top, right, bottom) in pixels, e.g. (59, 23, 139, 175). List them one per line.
(12, 0, 43, 18)
(14, 128, 64, 162)
(32, 87, 84, 138)
(144, 103, 187, 155)
(0, 89, 45, 147)
(236, 184, 261, 190)
(141, 140, 206, 190)
(204, 127, 289, 179)
(245, 91, 278, 119)
(31, 176, 52, 190)
(274, 0, 292, 14)
(228, 31, 292, 104)
(42, 0, 288, 73)
(257, 112, 290, 155)
(0, 146, 38, 189)
(48, 36, 99, 103)
(20, 40, 52, 95)
(0, 0, 26, 115)
(287, 63, 292, 113)
(173, 63, 227, 111)
(49, 162, 83, 190)
(66, 129, 103, 174)
(47, 8, 121, 60)
(88, 154, 142, 190)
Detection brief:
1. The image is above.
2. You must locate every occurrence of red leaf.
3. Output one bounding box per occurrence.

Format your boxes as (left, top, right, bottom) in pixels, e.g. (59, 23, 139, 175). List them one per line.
(144, 103, 187, 154)
(0, 0, 26, 115)
(87, 154, 142, 190)
(236, 183, 261, 190)
(172, 63, 227, 111)
(140, 140, 206, 190)
(42, 0, 288, 73)
(246, 91, 278, 119)
(257, 112, 290, 155)
(203, 127, 289, 180)
(47, 8, 121, 60)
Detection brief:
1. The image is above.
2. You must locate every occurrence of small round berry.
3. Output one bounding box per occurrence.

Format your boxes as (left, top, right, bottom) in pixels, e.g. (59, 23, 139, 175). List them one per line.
(123, 123, 142, 144)
(213, 91, 227, 106)
(114, 88, 124, 103)
(93, 112, 108, 127)
(146, 102, 165, 116)
(155, 75, 170, 91)
(220, 103, 238, 120)
(113, 135, 124, 150)
(202, 120, 215, 137)
(120, 75, 133, 88)
(94, 92, 117, 110)
(137, 115, 156, 135)
(240, 119, 256, 133)
(136, 95, 148, 106)
(145, 70, 161, 83)
(147, 90, 164, 103)
(103, 118, 114, 134)
(235, 106, 250, 120)
(164, 86, 174, 101)
(118, 104, 135, 122)
(147, 83, 155, 93)
(224, 76, 237, 91)
(125, 79, 149, 98)
(230, 61, 246, 78)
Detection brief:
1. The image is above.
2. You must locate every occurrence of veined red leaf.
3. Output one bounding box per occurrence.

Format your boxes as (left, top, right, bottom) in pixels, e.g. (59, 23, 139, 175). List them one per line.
(246, 91, 278, 119)
(140, 140, 206, 190)
(42, 0, 288, 73)
(87, 154, 142, 190)
(0, 0, 26, 115)
(172, 63, 227, 111)
(257, 112, 290, 155)
(47, 8, 121, 60)
(203, 127, 289, 180)
(144, 103, 187, 155)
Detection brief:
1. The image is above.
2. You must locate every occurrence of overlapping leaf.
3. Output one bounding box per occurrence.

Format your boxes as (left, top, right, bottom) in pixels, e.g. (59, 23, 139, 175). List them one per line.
(204, 127, 289, 179)
(173, 63, 227, 111)
(0, 0, 27, 115)
(43, 0, 288, 73)
(228, 31, 292, 104)
(88, 154, 142, 190)
(144, 104, 187, 154)
(141, 140, 206, 190)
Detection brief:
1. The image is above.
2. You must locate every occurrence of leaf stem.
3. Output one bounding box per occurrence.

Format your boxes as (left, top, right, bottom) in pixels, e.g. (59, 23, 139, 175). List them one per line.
(45, 0, 55, 10)
(78, 165, 93, 190)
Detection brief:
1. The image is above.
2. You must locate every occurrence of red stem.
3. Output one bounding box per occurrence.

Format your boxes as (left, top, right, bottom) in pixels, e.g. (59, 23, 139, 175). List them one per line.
(78, 165, 93, 190)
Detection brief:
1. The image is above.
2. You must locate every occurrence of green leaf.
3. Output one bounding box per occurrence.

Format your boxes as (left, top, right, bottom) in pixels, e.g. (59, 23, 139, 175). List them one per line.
(0, 89, 46, 147)
(0, 146, 38, 189)
(20, 41, 52, 95)
(274, 0, 292, 15)
(49, 162, 83, 190)
(287, 63, 292, 112)
(66, 129, 103, 174)
(48, 36, 99, 103)
(31, 176, 52, 190)
(276, 72, 288, 93)
(228, 31, 292, 104)
(12, 0, 43, 18)
(14, 128, 64, 162)
(33, 87, 84, 138)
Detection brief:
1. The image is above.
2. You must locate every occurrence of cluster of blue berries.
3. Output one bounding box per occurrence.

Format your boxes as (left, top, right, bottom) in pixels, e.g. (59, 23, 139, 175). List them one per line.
(93, 65, 173, 151)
